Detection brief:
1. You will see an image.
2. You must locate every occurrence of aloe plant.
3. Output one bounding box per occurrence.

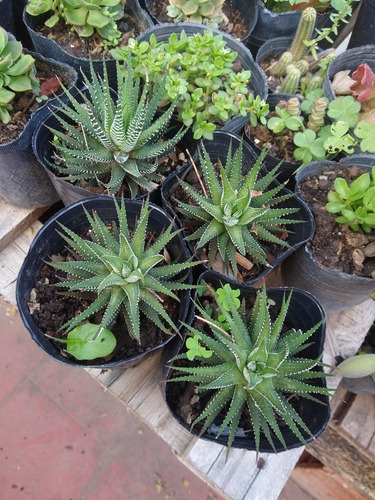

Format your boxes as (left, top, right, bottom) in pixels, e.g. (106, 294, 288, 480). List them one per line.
(0, 27, 39, 123)
(175, 142, 300, 277)
(167, 0, 225, 27)
(169, 282, 332, 456)
(48, 197, 198, 358)
(26, 0, 125, 47)
(48, 60, 186, 198)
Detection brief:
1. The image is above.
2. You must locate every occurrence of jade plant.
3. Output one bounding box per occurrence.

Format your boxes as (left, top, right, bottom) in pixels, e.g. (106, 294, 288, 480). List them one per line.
(0, 27, 39, 123)
(168, 282, 332, 456)
(44, 197, 198, 360)
(26, 0, 125, 47)
(48, 60, 186, 198)
(110, 29, 254, 140)
(167, 0, 225, 27)
(325, 166, 375, 233)
(174, 142, 300, 277)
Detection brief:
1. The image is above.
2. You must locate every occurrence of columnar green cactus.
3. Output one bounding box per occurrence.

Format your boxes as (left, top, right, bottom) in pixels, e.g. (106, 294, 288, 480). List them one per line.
(0, 26, 39, 123)
(280, 65, 301, 94)
(271, 51, 293, 77)
(294, 59, 309, 77)
(167, 0, 225, 27)
(307, 97, 328, 132)
(289, 7, 316, 62)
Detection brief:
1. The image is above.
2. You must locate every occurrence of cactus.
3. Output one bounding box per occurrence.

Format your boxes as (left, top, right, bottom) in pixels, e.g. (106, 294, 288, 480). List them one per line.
(304, 74, 323, 93)
(294, 59, 309, 77)
(280, 65, 301, 94)
(167, 0, 225, 27)
(307, 97, 328, 132)
(271, 51, 293, 77)
(289, 7, 316, 62)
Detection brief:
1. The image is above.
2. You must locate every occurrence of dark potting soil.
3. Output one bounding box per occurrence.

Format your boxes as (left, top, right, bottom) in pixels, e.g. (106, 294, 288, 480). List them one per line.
(148, 0, 248, 41)
(35, 5, 144, 59)
(0, 58, 72, 144)
(299, 165, 375, 278)
(29, 252, 179, 365)
(169, 164, 290, 282)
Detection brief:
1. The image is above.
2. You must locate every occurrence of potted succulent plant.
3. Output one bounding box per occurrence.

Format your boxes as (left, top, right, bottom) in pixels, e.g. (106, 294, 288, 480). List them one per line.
(242, 91, 368, 186)
(110, 24, 268, 139)
(32, 59, 190, 206)
(161, 271, 332, 456)
(247, 0, 359, 57)
(0, 27, 77, 208)
(16, 196, 199, 368)
(143, 0, 258, 44)
(23, 0, 153, 87)
(162, 131, 314, 284)
(282, 156, 375, 312)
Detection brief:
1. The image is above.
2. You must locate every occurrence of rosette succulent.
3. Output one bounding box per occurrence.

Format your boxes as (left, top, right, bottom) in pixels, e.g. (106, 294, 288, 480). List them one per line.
(169, 282, 332, 456)
(0, 27, 39, 123)
(175, 142, 300, 276)
(49, 197, 198, 349)
(48, 60, 186, 198)
(167, 0, 225, 27)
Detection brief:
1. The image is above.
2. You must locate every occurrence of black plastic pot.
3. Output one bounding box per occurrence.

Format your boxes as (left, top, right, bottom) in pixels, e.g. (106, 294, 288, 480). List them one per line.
(0, 51, 77, 208)
(32, 94, 196, 207)
(161, 269, 330, 453)
(136, 23, 268, 135)
(247, 0, 349, 57)
(281, 156, 375, 312)
(161, 129, 314, 285)
(322, 44, 375, 102)
(242, 92, 301, 189)
(0, 0, 15, 34)
(16, 196, 195, 369)
(144, 0, 258, 44)
(348, 0, 375, 49)
(23, 0, 153, 88)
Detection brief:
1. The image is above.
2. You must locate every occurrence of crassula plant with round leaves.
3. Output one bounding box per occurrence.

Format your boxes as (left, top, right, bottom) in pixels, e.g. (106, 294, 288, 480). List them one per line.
(168, 282, 332, 456)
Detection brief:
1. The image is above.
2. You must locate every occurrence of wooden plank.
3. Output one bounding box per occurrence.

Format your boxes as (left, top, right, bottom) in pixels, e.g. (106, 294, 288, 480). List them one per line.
(0, 220, 42, 304)
(0, 198, 45, 252)
(340, 394, 375, 453)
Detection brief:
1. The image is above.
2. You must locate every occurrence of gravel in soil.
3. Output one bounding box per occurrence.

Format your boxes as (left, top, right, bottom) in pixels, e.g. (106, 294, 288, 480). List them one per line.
(299, 165, 375, 278)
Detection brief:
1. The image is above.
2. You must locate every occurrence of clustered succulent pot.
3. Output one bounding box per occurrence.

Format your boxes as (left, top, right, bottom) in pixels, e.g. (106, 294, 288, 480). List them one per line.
(9, 0, 375, 456)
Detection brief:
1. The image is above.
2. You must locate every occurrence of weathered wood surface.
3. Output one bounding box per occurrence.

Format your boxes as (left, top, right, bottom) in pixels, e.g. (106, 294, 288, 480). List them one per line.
(1, 197, 374, 500)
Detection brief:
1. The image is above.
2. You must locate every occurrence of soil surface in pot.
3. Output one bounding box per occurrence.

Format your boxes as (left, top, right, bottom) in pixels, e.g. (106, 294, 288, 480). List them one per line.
(0, 58, 72, 144)
(168, 164, 291, 282)
(300, 165, 375, 278)
(34, 5, 144, 59)
(147, 0, 248, 40)
(28, 242, 179, 366)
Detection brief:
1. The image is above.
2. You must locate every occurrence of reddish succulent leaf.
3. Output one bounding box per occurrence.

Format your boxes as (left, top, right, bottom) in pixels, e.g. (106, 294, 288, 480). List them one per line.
(350, 63, 375, 104)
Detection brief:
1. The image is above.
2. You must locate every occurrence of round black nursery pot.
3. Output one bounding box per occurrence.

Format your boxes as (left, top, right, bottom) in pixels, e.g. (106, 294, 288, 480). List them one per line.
(348, 0, 375, 49)
(0, 0, 15, 35)
(161, 130, 314, 285)
(144, 0, 259, 44)
(161, 270, 330, 453)
(16, 196, 195, 369)
(0, 51, 77, 208)
(136, 22, 268, 136)
(23, 0, 153, 88)
(281, 156, 375, 312)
